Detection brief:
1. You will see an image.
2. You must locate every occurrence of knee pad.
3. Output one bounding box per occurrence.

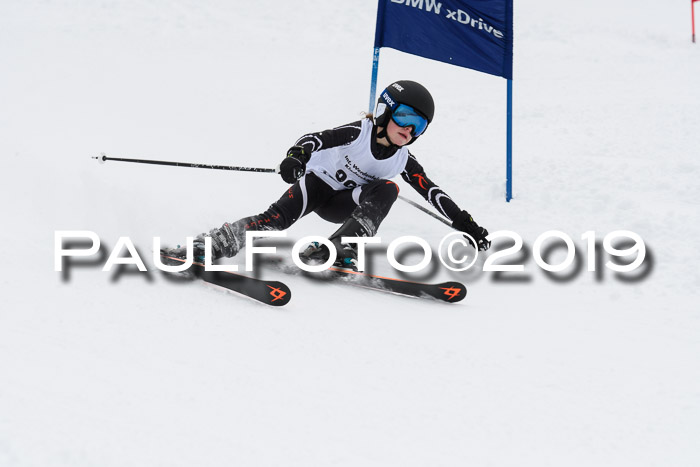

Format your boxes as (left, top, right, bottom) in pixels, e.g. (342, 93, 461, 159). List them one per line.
(361, 179, 399, 204)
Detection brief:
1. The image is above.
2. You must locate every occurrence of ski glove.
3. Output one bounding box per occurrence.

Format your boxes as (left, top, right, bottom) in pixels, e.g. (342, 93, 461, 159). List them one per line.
(278, 146, 309, 184)
(452, 210, 491, 251)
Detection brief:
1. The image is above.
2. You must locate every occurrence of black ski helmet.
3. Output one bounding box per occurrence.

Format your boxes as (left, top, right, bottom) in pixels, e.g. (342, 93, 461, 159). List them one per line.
(374, 80, 435, 144)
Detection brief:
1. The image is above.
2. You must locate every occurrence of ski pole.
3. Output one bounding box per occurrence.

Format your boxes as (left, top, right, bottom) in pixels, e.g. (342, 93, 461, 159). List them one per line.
(94, 153, 453, 227)
(398, 196, 487, 251)
(397, 194, 452, 228)
(92, 153, 277, 173)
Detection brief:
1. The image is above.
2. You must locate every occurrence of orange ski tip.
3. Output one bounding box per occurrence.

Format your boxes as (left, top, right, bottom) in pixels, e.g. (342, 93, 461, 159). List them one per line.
(439, 286, 463, 301)
(267, 285, 288, 302)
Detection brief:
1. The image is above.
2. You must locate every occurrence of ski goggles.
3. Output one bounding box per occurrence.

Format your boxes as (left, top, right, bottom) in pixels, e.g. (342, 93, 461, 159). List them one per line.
(390, 104, 429, 137)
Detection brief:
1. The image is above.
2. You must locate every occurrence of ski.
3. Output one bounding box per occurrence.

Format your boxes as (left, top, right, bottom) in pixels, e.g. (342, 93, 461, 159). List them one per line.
(263, 259, 466, 303)
(161, 254, 291, 307)
(325, 266, 467, 302)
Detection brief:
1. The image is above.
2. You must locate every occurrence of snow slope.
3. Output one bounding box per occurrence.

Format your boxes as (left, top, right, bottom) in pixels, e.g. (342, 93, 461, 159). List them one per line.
(1, 1, 699, 466)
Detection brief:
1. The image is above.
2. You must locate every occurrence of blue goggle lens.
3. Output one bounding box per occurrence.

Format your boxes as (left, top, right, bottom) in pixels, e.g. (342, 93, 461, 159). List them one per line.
(391, 104, 429, 137)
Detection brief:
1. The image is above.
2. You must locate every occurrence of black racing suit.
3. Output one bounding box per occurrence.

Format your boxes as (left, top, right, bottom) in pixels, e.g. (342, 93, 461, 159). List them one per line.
(242, 119, 463, 233)
(211, 119, 466, 258)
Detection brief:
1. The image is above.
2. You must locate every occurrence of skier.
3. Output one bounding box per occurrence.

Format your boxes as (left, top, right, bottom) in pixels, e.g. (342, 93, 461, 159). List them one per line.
(162, 80, 491, 270)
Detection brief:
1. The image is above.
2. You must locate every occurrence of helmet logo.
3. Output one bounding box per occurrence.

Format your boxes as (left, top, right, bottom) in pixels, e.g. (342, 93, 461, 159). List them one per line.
(391, 83, 404, 92)
(381, 91, 396, 108)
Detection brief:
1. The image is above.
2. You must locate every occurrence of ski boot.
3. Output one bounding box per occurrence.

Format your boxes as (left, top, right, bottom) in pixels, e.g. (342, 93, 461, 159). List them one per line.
(299, 215, 373, 271)
(160, 222, 241, 267)
(327, 215, 373, 271)
(299, 240, 358, 271)
(160, 238, 207, 266)
(330, 238, 358, 271)
(300, 241, 329, 263)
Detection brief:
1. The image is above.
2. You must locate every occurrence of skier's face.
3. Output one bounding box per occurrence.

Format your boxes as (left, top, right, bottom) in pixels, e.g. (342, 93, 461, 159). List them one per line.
(386, 118, 413, 146)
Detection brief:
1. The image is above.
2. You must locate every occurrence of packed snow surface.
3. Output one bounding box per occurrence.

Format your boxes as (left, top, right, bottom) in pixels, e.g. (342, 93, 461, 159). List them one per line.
(1, 1, 699, 466)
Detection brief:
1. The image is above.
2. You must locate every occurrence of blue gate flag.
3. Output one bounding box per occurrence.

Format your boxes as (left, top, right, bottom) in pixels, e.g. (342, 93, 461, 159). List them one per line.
(374, 0, 513, 80)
